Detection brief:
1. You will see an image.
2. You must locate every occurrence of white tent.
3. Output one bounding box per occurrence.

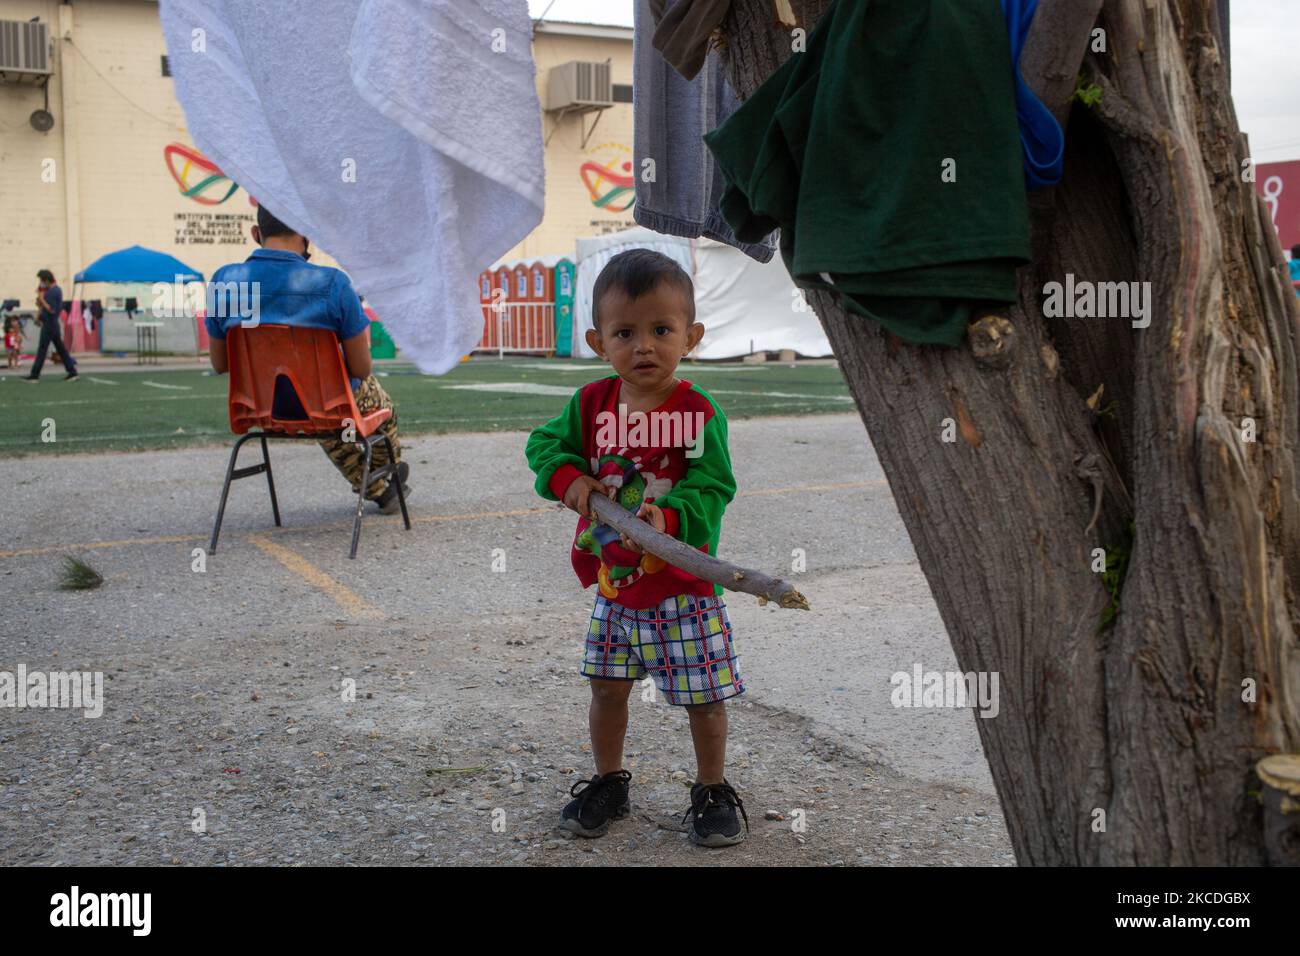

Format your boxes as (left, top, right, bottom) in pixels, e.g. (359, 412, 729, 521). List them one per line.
(572, 228, 832, 360)
(691, 237, 832, 359)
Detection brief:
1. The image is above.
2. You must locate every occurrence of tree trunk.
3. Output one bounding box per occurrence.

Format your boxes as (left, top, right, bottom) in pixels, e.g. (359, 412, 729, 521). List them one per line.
(721, 0, 1300, 864)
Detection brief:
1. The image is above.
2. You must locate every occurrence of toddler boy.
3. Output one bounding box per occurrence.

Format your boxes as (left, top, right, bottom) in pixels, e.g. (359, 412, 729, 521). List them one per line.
(525, 249, 748, 846)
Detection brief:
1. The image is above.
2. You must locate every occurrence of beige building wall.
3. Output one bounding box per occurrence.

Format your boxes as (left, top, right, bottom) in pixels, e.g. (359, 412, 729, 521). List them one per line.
(1, 0, 75, 303)
(502, 21, 635, 263)
(0, 2, 632, 313)
(0, 0, 268, 308)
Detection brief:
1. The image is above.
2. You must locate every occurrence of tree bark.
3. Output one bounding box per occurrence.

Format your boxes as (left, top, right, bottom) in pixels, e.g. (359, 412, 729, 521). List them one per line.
(720, 0, 1300, 864)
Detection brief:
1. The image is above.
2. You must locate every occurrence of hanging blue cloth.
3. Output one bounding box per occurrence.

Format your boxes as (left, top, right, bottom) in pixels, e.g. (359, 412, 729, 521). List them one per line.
(1002, 0, 1065, 188)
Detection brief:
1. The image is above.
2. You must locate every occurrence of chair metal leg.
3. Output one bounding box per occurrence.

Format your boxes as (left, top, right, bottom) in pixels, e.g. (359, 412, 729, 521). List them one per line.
(211, 434, 255, 553)
(260, 435, 282, 527)
(215, 427, 402, 560)
(383, 434, 411, 530)
(350, 441, 374, 559)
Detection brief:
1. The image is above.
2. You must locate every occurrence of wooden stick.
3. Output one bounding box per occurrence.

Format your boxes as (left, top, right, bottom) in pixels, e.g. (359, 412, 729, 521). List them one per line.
(587, 494, 810, 610)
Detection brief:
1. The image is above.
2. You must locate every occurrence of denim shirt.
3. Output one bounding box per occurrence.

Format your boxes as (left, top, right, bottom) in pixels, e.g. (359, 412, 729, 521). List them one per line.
(204, 249, 368, 344)
(632, 0, 778, 263)
(205, 249, 370, 393)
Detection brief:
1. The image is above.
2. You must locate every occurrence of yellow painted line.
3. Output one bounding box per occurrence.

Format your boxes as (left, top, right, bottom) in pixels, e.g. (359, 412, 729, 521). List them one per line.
(0, 532, 206, 559)
(739, 480, 885, 498)
(0, 482, 881, 560)
(416, 505, 553, 524)
(247, 533, 382, 620)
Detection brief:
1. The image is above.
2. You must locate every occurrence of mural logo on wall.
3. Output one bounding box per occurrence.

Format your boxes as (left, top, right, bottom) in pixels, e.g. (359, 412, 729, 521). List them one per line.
(580, 143, 634, 213)
(164, 142, 240, 205)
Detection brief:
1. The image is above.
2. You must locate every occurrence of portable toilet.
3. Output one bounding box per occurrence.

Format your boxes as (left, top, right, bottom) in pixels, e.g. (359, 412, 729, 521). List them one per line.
(554, 259, 575, 357)
(478, 270, 493, 348)
(370, 320, 397, 359)
(363, 303, 397, 359)
(527, 261, 553, 354)
(491, 266, 511, 351)
(508, 264, 527, 352)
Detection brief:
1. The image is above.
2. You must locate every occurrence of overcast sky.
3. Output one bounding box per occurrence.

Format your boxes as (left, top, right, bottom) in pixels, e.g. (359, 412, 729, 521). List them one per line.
(530, 0, 1300, 163)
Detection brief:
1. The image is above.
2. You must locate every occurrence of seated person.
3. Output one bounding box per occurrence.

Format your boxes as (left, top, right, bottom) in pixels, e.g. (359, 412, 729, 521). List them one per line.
(205, 205, 410, 512)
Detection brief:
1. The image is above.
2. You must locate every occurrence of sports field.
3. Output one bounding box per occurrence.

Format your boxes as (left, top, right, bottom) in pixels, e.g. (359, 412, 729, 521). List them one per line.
(0, 357, 853, 455)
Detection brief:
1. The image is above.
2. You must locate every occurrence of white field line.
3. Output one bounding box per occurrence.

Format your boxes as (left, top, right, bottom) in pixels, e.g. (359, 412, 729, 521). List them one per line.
(0, 394, 216, 407)
(0, 404, 860, 446)
(440, 382, 575, 396)
(440, 383, 849, 403)
(0, 429, 229, 447)
(505, 362, 773, 373)
(708, 389, 854, 402)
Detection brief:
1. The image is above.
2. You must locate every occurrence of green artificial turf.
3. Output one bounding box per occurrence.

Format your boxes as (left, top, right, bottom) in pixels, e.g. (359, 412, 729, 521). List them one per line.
(0, 357, 853, 456)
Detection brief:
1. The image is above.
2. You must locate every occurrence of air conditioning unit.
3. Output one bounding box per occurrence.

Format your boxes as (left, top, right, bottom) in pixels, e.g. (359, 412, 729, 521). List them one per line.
(0, 19, 51, 78)
(545, 61, 612, 112)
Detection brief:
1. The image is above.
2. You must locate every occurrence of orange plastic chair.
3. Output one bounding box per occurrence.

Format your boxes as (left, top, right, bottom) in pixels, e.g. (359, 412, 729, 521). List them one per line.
(209, 324, 409, 558)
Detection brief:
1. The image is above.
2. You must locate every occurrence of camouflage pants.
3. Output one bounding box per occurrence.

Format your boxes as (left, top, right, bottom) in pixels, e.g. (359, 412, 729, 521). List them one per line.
(319, 375, 401, 498)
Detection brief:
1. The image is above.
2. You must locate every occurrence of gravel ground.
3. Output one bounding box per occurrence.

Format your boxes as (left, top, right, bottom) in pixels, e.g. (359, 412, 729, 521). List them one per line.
(0, 413, 1013, 865)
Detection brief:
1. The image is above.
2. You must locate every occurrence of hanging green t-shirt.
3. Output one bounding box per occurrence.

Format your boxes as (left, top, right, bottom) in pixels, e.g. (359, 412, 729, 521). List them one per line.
(704, 0, 1030, 346)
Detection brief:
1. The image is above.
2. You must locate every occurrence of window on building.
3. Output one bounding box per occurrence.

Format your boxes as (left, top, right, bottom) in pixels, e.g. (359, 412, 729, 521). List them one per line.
(613, 83, 632, 104)
(161, 55, 171, 77)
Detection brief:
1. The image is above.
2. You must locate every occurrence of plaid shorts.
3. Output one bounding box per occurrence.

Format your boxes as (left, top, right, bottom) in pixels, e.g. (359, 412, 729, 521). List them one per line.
(581, 592, 745, 706)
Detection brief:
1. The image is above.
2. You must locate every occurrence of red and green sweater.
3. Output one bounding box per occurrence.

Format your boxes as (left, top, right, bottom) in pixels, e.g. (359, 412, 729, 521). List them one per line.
(525, 375, 736, 609)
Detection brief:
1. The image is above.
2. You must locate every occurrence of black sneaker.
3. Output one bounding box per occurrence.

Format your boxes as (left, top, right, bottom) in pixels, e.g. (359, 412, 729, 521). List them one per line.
(560, 769, 631, 837)
(65, 371, 79, 381)
(370, 461, 410, 514)
(20, 376, 38, 383)
(683, 780, 748, 847)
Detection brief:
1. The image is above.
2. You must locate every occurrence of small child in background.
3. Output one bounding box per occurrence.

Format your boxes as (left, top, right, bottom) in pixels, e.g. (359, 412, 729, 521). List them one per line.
(4, 316, 22, 369)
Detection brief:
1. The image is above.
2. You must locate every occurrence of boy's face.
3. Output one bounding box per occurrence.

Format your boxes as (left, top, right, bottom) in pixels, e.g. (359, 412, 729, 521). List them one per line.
(585, 283, 704, 393)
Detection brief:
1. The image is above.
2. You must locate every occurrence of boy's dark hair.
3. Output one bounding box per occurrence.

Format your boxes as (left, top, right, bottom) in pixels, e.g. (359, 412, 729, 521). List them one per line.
(256, 204, 298, 240)
(591, 249, 694, 331)
(1292, 244, 1300, 260)
(36, 269, 55, 283)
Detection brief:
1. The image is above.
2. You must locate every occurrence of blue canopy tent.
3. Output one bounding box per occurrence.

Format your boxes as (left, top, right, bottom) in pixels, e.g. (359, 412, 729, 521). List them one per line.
(72, 246, 206, 360)
(75, 245, 204, 284)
